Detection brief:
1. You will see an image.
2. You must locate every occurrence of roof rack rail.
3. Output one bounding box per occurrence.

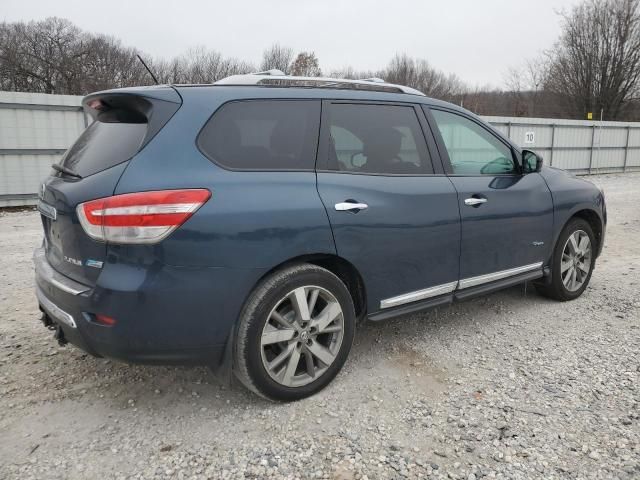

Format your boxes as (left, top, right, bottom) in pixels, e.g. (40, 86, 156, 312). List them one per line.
(214, 74, 424, 96)
(251, 69, 285, 76)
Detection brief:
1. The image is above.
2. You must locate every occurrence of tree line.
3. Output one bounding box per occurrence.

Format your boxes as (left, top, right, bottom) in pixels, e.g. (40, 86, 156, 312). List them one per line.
(1, 0, 639, 120)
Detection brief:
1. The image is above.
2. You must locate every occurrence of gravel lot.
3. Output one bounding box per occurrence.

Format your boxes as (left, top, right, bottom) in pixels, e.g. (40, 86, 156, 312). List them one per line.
(1, 173, 639, 480)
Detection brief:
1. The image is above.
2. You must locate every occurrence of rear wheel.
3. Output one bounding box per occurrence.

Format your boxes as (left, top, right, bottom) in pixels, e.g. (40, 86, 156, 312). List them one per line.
(536, 218, 596, 301)
(234, 264, 355, 401)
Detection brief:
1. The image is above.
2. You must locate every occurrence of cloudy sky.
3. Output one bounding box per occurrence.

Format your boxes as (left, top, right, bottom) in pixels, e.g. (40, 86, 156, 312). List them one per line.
(3, 0, 581, 87)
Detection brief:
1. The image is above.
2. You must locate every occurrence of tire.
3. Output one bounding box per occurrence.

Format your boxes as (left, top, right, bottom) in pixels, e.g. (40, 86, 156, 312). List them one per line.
(536, 218, 596, 301)
(234, 263, 356, 401)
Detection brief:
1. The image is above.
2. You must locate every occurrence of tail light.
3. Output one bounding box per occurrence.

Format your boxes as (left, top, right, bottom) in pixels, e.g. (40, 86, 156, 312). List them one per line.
(77, 189, 211, 244)
(94, 314, 117, 326)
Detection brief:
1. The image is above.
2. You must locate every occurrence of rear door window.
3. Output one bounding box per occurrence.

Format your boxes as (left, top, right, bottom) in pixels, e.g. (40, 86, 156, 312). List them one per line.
(61, 122, 147, 177)
(325, 103, 433, 175)
(198, 100, 321, 170)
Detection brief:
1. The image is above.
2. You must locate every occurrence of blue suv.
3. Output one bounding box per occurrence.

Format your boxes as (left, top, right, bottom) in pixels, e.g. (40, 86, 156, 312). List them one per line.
(35, 72, 606, 401)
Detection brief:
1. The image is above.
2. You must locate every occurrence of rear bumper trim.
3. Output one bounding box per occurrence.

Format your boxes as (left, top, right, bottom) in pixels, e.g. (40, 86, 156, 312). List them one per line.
(33, 247, 90, 295)
(36, 285, 77, 328)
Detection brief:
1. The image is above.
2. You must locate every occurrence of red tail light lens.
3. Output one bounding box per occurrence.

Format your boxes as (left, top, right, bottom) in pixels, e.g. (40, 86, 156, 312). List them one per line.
(77, 189, 211, 244)
(94, 314, 117, 326)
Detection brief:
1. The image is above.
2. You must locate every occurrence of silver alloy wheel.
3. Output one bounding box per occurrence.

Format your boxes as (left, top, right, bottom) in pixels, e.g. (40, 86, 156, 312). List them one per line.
(260, 286, 344, 387)
(561, 229, 592, 292)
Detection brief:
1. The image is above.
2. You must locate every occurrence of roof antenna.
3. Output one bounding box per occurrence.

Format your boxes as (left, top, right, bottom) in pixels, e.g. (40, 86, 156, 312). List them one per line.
(137, 54, 159, 85)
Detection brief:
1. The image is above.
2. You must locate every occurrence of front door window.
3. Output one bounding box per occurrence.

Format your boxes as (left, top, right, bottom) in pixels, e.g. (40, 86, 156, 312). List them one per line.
(431, 110, 516, 175)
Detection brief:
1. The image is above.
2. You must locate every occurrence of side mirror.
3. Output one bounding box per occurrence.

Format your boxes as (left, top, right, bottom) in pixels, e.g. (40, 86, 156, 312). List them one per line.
(522, 150, 543, 174)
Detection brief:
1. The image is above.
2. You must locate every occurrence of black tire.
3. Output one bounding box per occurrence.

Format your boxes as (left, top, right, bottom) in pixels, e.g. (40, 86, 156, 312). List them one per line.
(234, 263, 356, 401)
(536, 218, 596, 301)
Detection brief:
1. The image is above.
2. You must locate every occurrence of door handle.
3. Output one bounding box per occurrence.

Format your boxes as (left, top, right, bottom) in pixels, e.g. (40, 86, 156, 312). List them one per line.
(464, 197, 487, 206)
(335, 201, 368, 212)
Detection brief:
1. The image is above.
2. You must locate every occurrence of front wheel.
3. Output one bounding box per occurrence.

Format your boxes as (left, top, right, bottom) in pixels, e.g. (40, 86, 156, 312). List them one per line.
(234, 264, 356, 401)
(536, 218, 596, 301)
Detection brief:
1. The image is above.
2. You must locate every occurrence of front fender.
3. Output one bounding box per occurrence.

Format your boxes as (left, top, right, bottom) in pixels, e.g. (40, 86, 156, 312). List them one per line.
(540, 166, 606, 258)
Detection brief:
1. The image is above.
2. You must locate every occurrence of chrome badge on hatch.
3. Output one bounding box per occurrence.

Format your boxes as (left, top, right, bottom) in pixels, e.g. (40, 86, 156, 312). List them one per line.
(63, 255, 82, 266)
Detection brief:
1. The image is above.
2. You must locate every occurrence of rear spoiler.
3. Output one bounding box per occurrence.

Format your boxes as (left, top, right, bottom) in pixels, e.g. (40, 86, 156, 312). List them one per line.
(82, 86, 182, 148)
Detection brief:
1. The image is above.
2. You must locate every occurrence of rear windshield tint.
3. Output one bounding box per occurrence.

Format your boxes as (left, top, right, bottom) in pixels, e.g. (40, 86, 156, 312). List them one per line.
(61, 121, 147, 177)
(197, 100, 320, 170)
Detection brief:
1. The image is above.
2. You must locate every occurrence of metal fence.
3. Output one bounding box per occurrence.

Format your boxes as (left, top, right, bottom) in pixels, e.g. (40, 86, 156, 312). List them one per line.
(485, 115, 640, 174)
(0, 91, 86, 207)
(1, 92, 639, 207)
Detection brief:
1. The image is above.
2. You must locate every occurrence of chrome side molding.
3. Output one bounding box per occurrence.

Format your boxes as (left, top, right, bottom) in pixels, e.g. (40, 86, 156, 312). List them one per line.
(379, 262, 544, 309)
(457, 262, 543, 289)
(380, 281, 458, 309)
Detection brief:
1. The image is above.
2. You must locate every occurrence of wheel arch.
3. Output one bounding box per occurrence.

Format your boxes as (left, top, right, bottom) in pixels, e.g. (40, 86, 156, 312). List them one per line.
(566, 208, 604, 256)
(252, 254, 368, 321)
(535, 207, 602, 299)
(539, 206, 604, 287)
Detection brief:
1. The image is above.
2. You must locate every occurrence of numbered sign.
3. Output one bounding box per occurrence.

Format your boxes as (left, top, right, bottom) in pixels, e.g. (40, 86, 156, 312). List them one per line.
(524, 131, 535, 144)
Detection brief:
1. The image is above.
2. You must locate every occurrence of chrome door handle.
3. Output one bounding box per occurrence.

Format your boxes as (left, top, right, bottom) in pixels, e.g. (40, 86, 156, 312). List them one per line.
(335, 201, 368, 212)
(464, 198, 487, 206)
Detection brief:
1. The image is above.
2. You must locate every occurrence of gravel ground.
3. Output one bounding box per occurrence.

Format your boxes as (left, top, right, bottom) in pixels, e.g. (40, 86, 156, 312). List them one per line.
(1, 173, 639, 480)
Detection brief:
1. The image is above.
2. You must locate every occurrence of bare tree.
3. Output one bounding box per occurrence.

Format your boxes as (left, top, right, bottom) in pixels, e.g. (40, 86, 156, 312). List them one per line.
(0, 18, 254, 94)
(0, 17, 156, 93)
(327, 66, 382, 80)
(260, 44, 294, 74)
(4, 13, 637, 120)
(503, 67, 529, 116)
(0, 17, 88, 93)
(384, 54, 466, 102)
(384, 54, 418, 86)
(545, 0, 640, 119)
(163, 47, 254, 84)
(81, 35, 149, 91)
(289, 52, 322, 76)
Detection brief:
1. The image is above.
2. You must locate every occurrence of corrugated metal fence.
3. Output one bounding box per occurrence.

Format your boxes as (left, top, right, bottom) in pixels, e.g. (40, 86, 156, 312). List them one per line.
(1, 92, 639, 207)
(485, 115, 640, 174)
(0, 91, 86, 207)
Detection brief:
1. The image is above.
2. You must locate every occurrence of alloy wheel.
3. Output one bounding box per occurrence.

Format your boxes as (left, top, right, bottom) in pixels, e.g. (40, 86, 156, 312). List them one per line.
(561, 230, 592, 292)
(260, 286, 344, 387)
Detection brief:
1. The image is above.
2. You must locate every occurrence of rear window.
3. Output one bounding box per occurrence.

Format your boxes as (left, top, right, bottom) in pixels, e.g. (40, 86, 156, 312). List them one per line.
(62, 121, 147, 177)
(197, 100, 321, 170)
(326, 104, 433, 175)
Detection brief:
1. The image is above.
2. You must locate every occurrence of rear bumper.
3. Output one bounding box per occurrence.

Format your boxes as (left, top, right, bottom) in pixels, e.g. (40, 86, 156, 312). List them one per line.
(36, 284, 77, 328)
(33, 247, 263, 366)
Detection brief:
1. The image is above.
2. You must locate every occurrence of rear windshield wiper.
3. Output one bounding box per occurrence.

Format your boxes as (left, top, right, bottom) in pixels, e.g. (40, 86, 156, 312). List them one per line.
(51, 163, 82, 179)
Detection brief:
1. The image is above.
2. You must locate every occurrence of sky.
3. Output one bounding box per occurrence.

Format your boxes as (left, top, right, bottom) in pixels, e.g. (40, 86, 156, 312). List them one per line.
(2, 0, 582, 88)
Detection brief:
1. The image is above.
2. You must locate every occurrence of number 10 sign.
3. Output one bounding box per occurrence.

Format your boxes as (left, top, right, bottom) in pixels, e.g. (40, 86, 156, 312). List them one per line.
(524, 131, 535, 144)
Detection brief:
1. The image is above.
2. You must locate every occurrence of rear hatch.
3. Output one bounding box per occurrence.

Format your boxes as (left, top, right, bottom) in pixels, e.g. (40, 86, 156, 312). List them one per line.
(39, 87, 181, 286)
